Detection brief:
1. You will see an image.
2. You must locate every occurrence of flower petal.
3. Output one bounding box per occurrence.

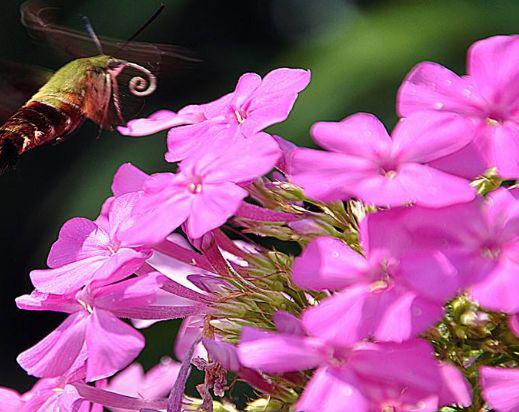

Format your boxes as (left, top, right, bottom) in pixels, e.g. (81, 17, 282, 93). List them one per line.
(117, 109, 204, 136)
(292, 236, 368, 290)
(273, 311, 305, 336)
(296, 367, 369, 412)
(241, 68, 311, 135)
(438, 362, 472, 407)
(397, 61, 484, 117)
(310, 113, 392, 160)
(289, 148, 372, 202)
(203, 339, 241, 372)
(489, 120, 519, 179)
(85, 309, 145, 381)
(185, 182, 247, 239)
(349, 340, 441, 394)
(238, 327, 325, 373)
(468, 35, 519, 106)
(30, 256, 107, 296)
(17, 312, 87, 378)
(0, 388, 23, 411)
(351, 163, 474, 207)
(392, 112, 476, 163)
(47, 218, 110, 268)
(111, 163, 148, 196)
(303, 285, 443, 344)
(470, 257, 519, 313)
(480, 366, 519, 412)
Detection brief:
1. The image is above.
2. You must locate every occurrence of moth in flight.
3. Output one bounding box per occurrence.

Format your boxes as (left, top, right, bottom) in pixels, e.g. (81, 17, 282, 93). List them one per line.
(0, 1, 195, 174)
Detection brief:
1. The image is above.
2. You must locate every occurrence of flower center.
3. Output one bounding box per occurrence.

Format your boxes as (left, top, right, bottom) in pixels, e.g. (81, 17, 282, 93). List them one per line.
(485, 108, 507, 126)
(187, 175, 204, 194)
(76, 289, 94, 314)
(78, 298, 94, 314)
(368, 257, 396, 292)
(378, 160, 399, 179)
(486, 118, 500, 126)
(481, 245, 501, 260)
(188, 182, 203, 194)
(480, 239, 501, 260)
(383, 170, 397, 179)
(234, 109, 246, 124)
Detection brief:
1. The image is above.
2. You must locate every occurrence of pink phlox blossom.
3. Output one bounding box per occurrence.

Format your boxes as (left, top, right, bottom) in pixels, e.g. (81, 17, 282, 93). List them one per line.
(480, 366, 519, 412)
(364, 187, 519, 315)
(293, 231, 460, 344)
(104, 358, 180, 412)
(237, 321, 471, 412)
(289, 112, 475, 207)
(120, 131, 281, 244)
(0, 370, 94, 412)
(118, 68, 310, 163)
(398, 35, 519, 179)
(30, 192, 152, 295)
(16, 273, 189, 382)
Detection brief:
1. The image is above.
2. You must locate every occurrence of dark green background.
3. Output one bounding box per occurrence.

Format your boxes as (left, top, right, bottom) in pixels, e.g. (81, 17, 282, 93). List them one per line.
(0, 0, 518, 397)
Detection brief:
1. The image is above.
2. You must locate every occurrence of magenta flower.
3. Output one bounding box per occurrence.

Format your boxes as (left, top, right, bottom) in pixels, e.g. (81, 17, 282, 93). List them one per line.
(238, 326, 471, 411)
(30, 193, 152, 295)
(121, 132, 280, 243)
(104, 358, 180, 412)
(293, 232, 457, 344)
(16, 273, 194, 382)
(398, 35, 519, 179)
(118, 68, 310, 162)
(366, 188, 519, 314)
(480, 366, 519, 412)
(289, 112, 475, 207)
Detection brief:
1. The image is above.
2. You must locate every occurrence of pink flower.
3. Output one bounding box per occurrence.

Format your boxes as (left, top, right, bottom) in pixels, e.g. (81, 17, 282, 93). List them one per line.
(289, 112, 475, 207)
(365, 188, 519, 314)
(480, 366, 519, 412)
(293, 233, 456, 343)
(117, 109, 205, 137)
(238, 326, 471, 412)
(398, 35, 519, 179)
(104, 358, 180, 412)
(30, 193, 152, 295)
(121, 132, 280, 243)
(0, 371, 95, 412)
(118, 68, 310, 162)
(16, 273, 193, 382)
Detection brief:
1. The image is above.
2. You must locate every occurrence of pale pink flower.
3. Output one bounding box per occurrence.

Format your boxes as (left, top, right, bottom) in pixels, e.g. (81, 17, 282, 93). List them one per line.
(121, 132, 280, 243)
(290, 112, 475, 207)
(398, 35, 519, 179)
(238, 325, 471, 412)
(480, 366, 519, 412)
(30, 193, 152, 295)
(16, 273, 196, 382)
(118, 68, 310, 162)
(293, 233, 456, 344)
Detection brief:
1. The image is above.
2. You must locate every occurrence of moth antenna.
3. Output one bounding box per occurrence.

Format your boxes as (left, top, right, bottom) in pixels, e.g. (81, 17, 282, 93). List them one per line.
(121, 4, 165, 49)
(81, 15, 104, 55)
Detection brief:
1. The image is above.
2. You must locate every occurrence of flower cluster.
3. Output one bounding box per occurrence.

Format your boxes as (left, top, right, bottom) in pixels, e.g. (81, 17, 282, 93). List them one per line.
(3, 36, 519, 411)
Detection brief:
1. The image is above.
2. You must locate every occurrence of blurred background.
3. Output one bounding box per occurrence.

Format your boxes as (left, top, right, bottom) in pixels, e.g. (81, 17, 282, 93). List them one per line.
(1, 0, 519, 399)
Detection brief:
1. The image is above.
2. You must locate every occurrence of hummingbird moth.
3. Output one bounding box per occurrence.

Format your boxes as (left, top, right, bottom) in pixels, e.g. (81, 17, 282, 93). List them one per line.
(0, 1, 196, 174)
